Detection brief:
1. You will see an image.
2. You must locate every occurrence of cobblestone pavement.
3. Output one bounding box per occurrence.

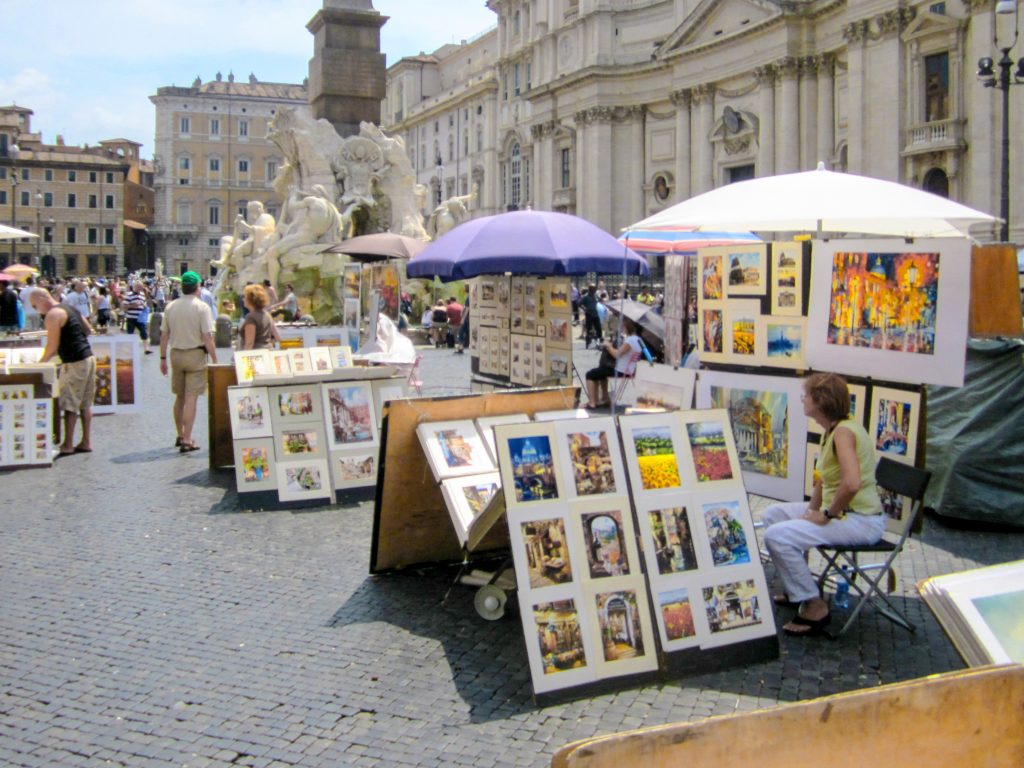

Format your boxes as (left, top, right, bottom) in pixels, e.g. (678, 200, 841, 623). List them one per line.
(1, 337, 1021, 767)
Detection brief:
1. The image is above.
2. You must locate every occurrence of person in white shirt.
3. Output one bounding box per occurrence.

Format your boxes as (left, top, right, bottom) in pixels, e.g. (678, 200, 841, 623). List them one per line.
(19, 277, 41, 331)
(62, 280, 93, 321)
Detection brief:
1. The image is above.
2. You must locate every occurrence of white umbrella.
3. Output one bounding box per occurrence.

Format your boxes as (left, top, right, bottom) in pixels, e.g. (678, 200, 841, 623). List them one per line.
(633, 163, 997, 239)
(0, 223, 39, 240)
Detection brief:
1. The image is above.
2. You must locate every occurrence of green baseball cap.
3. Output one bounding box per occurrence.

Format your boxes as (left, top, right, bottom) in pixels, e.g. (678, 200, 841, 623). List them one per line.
(181, 271, 201, 287)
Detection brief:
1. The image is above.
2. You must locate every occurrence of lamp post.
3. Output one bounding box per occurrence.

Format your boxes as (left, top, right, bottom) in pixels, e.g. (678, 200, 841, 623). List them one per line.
(34, 191, 42, 269)
(46, 216, 54, 277)
(977, 1, 1024, 242)
(8, 141, 20, 265)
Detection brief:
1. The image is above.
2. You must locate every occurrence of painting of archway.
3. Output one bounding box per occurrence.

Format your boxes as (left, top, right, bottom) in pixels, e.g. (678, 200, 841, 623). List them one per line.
(581, 510, 629, 578)
(595, 589, 646, 662)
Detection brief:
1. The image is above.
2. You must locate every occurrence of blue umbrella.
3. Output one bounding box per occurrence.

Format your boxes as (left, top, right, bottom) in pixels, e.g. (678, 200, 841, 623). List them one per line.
(407, 210, 649, 281)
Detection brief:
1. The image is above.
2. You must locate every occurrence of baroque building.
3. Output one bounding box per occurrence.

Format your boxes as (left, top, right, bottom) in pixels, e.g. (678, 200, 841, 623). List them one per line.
(150, 74, 308, 277)
(383, 0, 1016, 244)
(0, 106, 151, 277)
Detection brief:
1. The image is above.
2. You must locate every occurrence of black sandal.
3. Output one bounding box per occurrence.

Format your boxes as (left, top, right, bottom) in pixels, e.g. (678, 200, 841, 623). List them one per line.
(773, 595, 801, 608)
(783, 613, 831, 637)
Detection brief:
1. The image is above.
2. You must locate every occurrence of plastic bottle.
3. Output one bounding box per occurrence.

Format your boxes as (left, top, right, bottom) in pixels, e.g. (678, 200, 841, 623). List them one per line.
(833, 567, 851, 610)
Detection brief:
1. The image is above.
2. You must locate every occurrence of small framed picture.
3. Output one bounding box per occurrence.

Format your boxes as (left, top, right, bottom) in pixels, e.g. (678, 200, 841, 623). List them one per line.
(276, 459, 332, 503)
(234, 350, 271, 384)
(635, 494, 706, 577)
(275, 422, 327, 462)
(330, 448, 378, 490)
(270, 384, 323, 426)
(268, 350, 293, 377)
(233, 438, 277, 493)
(555, 416, 627, 498)
(869, 385, 922, 465)
(227, 386, 273, 439)
(308, 347, 334, 373)
(568, 496, 640, 581)
(331, 346, 354, 369)
(322, 382, 378, 450)
(652, 579, 705, 651)
(416, 419, 495, 482)
(440, 471, 501, 538)
(494, 422, 563, 508)
(694, 571, 775, 648)
(618, 414, 687, 497)
(679, 411, 741, 487)
(287, 349, 313, 376)
(475, 414, 532, 464)
(583, 579, 658, 678)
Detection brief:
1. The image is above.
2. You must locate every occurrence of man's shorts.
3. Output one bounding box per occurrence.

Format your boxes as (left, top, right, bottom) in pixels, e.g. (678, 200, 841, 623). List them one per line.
(59, 357, 97, 414)
(125, 317, 149, 341)
(170, 348, 208, 397)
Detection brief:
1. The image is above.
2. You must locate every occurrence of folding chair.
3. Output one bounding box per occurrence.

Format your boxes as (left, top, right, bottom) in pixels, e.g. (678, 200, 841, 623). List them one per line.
(609, 349, 643, 412)
(404, 353, 424, 396)
(815, 457, 932, 637)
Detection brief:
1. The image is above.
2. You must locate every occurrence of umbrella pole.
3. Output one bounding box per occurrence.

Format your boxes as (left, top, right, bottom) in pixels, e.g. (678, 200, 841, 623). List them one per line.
(612, 235, 632, 416)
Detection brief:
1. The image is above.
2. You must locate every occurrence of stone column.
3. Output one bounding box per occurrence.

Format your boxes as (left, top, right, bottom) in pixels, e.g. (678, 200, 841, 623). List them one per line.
(692, 85, 715, 193)
(629, 106, 646, 226)
(573, 110, 591, 220)
(307, 0, 388, 139)
(670, 89, 692, 199)
(777, 58, 800, 173)
(755, 66, 775, 176)
(799, 56, 818, 170)
(816, 53, 835, 168)
(589, 110, 614, 230)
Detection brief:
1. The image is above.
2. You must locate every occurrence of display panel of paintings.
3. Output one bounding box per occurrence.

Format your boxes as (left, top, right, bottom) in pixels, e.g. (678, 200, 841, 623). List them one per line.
(631, 365, 696, 413)
(807, 381, 867, 436)
(770, 242, 804, 316)
(276, 458, 332, 503)
(723, 300, 761, 362)
(618, 413, 690, 498)
(699, 244, 768, 298)
(270, 384, 323, 426)
(234, 350, 271, 384)
(232, 437, 277, 493)
(494, 422, 564, 510)
(755, 316, 807, 370)
(275, 422, 327, 462)
(868, 385, 922, 466)
(696, 370, 808, 501)
(321, 381, 378, 451)
(416, 419, 495, 482)
(227, 386, 273, 439)
(0, 398, 54, 466)
(476, 414, 532, 463)
(330, 447, 378, 491)
(554, 417, 627, 499)
(90, 336, 142, 414)
(510, 334, 532, 386)
(806, 238, 971, 387)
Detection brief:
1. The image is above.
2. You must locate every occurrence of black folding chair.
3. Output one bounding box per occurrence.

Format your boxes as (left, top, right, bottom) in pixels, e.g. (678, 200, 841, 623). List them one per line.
(815, 457, 932, 637)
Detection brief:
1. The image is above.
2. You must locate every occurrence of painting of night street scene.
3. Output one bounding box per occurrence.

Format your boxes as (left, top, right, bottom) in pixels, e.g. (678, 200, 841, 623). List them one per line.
(827, 251, 940, 354)
(509, 435, 559, 502)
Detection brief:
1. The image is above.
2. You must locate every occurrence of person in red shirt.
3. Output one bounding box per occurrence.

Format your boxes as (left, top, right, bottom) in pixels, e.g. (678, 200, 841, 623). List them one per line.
(445, 297, 464, 350)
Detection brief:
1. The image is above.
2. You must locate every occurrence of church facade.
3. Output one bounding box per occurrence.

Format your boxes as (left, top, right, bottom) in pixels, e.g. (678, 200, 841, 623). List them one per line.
(382, 0, 1014, 243)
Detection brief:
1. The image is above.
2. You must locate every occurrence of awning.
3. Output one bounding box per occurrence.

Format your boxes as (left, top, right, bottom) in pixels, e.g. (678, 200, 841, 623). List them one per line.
(123, 220, 148, 230)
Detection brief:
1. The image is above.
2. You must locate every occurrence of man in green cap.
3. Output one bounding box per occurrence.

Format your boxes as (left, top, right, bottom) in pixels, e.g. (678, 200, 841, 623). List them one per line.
(160, 271, 217, 452)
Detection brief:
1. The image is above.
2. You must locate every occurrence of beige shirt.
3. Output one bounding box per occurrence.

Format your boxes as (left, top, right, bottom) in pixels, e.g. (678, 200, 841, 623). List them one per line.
(164, 294, 214, 350)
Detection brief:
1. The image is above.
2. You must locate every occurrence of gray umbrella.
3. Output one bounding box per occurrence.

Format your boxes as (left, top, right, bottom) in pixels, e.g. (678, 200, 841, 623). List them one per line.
(602, 299, 665, 339)
(321, 233, 428, 261)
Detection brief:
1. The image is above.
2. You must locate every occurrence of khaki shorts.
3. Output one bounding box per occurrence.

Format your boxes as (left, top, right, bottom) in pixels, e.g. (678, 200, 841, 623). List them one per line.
(170, 348, 208, 397)
(59, 357, 97, 414)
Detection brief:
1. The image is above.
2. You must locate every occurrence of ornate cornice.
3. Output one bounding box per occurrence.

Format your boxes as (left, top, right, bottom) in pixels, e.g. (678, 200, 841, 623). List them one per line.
(573, 105, 646, 126)
(777, 57, 801, 78)
(670, 88, 691, 108)
(529, 119, 559, 139)
(843, 7, 916, 43)
(754, 65, 777, 86)
(691, 84, 715, 106)
(798, 55, 819, 75)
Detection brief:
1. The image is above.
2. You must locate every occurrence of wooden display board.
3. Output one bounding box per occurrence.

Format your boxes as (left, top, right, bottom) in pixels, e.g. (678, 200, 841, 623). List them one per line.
(969, 243, 1023, 338)
(370, 386, 580, 573)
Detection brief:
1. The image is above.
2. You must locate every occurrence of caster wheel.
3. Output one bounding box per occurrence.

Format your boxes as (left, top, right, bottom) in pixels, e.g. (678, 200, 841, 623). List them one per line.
(474, 584, 507, 621)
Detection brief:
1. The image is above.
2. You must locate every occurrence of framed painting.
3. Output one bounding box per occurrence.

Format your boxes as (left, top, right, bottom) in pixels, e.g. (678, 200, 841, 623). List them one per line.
(440, 471, 501, 538)
(113, 338, 141, 411)
(331, 346, 354, 369)
(869, 385, 922, 465)
(679, 409, 742, 487)
(704, 243, 767, 297)
(555, 416, 628, 499)
(341, 264, 361, 301)
(723, 300, 761, 362)
(513, 512, 579, 590)
(322, 382, 378, 451)
(567, 496, 640, 581)
(312, 329, 347, 348)
(343, 298, 360, 330)
(227, 386, 272, 439)
(548, 280, 570, 311)
(416, 419, 495, 481)
(618, 413, 688, 497)
(523, 596, 596, 695)
(232, 437, 277, 493)
(808, 381, 867, 435)
(696, 370, 808, 501)
(700, 251, 724, 301)
(756, 316, 808, 370)
(652, 580, 705, 652)
(582, 578, 659, 678)
(91, 340, 113, 409)
(329, 448, 378, 490)
(476, 414, 532, 463)
(770, 242, 804, 316)
(287, 349, 313, 376)
(494, 422, 563, 508)
(635, 494, 707, 578)
(632, 365, 696, 413)
(547, 317, 572, 348)
(268, 351, 293, 377)
(234, 350, 270, 385)
(368, 263, 401, 321)
(276, 458, 332, 503)
(277, 329, 306, 349)
(477, 277, 497, 309)
(270, 384, 323, 426)
(495, 277, 511, 315)
(547, 351, 571, 383)
(305, 347, 332, 373)
(806, 238, 971, 387)
(699, 303, 726, 361)
(275, 422, 327, 462)
(693, 570, 776, 648)
(695, 492, 757, 570)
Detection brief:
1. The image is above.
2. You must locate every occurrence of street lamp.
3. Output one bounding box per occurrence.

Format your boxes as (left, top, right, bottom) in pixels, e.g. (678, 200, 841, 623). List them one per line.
(8, 140, 20, 265)
(34, 191, 42, 269)
(977, 0, 1024, 242)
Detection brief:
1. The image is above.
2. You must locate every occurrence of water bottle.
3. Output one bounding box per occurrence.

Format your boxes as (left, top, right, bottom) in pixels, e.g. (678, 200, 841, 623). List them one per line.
(833, 567, 851, 610)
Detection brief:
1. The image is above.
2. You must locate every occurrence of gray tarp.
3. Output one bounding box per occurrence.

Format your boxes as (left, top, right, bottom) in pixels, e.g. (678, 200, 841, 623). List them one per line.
(925, 339, 1024, 527)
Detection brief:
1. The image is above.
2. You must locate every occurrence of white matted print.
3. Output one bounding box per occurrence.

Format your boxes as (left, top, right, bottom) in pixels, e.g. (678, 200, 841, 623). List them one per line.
(441, 471, 501, 535)
(524, 595, 597, 695)
(287, 349, 314, 376)
(567, 496, 640, 581)
(697, 370, 808, 501)
(534, 408, 588, 422)
(234, 350, 270, 384)
(494, 422, 563, 508)
(679, 409, 742, 488)
(756, 316, 807, 370)
(555, 417, 628, 499)
(635, 493, 707, 578)
(227, 386, 272, 439)
(692, 568, 776, 649)
(276, 422, 327, 462)
(308, 347, 334, 373)
(331, 346, 355, 369)
(330, 448, 378, 490)
(808, 381, 867, 435)
(618, 413, 689, 497)
(770, 242, 804, 316)
(806, 239, 971, 387)
(632, 365, 696, 412)
(322, 382, 378, 450)
(276, 459, 332, 503)
(476, 414, 532, 464)
(869, 385, 922, 465)
(416, 419, 495, 481)
(270, 384, 323, 426)
(582, 578, 659, 678)
(723, 300, 761, 361)
(695, 491, 757, 570)
(652, 579, 706, 652)
(716, 243, 768, 297)
(268, 351, 293, 377)
(233, 438, 277, 493)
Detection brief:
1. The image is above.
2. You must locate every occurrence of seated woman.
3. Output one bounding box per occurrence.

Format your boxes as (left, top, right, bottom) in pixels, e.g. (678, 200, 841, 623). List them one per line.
(585, 317, 642, 408)
(762, 372, 884, 637)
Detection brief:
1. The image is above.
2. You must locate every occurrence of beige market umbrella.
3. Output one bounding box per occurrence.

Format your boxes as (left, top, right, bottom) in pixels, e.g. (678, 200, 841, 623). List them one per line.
(0, 224, 39, 240)
(2, 264, 39, 277)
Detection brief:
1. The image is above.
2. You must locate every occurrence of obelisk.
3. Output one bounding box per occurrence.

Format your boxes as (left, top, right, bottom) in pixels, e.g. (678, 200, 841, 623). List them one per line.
(307, 0, 389, 138)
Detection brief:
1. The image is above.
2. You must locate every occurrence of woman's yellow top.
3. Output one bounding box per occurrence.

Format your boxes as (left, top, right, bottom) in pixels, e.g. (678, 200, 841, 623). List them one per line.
(819, 419, 882, 515)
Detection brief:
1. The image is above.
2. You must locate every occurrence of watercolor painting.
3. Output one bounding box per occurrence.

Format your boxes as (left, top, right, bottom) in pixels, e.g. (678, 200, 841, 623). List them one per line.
(703, 501, 751, 567)
(648, 506, 698, 574)
(631, 426, 681, 491)
(594, 590, 647, 662)
(686, 420, 734, 482)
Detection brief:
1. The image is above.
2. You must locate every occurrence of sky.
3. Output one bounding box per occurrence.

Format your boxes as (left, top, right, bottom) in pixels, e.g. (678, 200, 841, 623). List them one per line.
(0, 0, 497, 152)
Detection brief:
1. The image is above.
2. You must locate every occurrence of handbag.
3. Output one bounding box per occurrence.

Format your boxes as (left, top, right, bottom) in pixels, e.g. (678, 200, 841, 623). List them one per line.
(598, 345, 616, 370)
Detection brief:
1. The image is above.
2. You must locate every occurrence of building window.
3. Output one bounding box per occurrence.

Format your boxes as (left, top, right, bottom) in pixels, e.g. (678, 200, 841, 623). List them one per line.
(87, 254, 99, 274)
(44, 169, 53, 181)
(106, 172, 114, 184)
(88, 194, 97, 208)
(179, 157, 191, 172)
(88, 228, 98, 245)
(21, 169, 28, 181)
(727, 164, 755, 184)
(510, 142, 522, 209)
(925, 52, 949, 122)
(239, 119, 249, 137)
(561, 148, 571, 188)
(463, 130, 469, 155)
(448, 136, 454, 162)
(209, 204, 220, 226)
(105, 228, 114, 245)
(236, 200, 248, 217)
(68, 170, 76, 182)
(43, 226, 52, 243)
(210, 118, 220, 136)
(265, 159, 277, 181)
(0, 168, 6, 180)
(420, 145, 426, 169)
(176, 200, 191, 225)
(105, 255, 116, 274)
(180, 116, 191, 134)
(449, 114, 454, 128)
(514, 63, 521, 96)
(67, 227, 77, 244)
(0, 190, 6, 205)
(209, 238, 220, 247)
(89, 171, 97, 183)
(44, 192, 53, 207)
(65, 254, 77, 273)
(513, 9, 521, 35)
(105, 194, 114, 209)
(209, 157, 220, 173)
(477, 127, 483, 152)
(67, 193, 77, 208)
(238, 159, 249, 174)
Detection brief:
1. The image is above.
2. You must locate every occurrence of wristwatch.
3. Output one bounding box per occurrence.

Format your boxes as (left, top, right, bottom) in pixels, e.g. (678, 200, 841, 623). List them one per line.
(824, 507, 846, 520)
